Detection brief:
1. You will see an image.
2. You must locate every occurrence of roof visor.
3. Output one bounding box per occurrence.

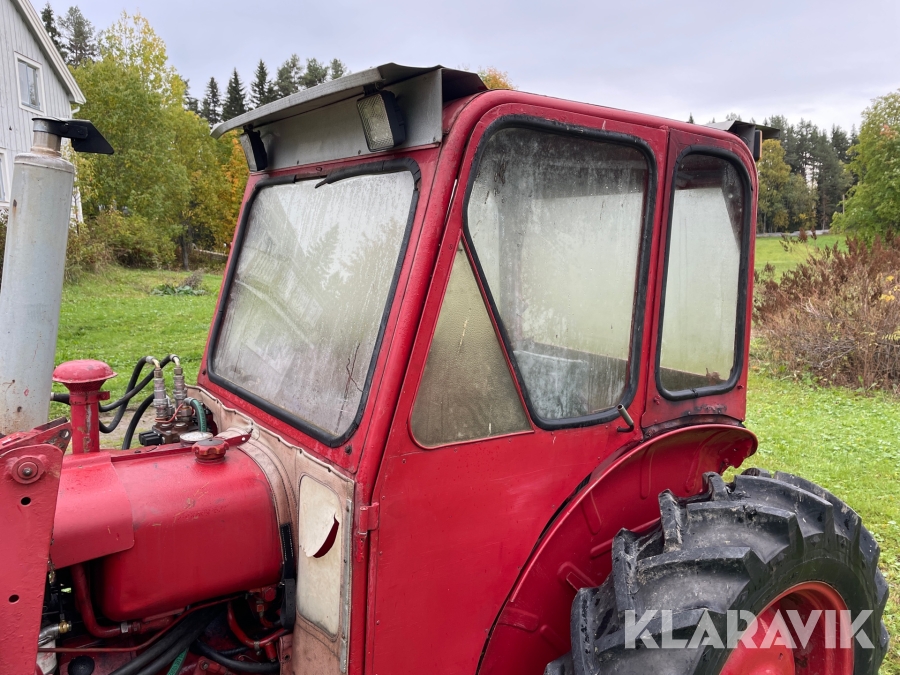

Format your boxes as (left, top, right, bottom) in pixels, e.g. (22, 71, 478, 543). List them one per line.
(213, 63, 486, 171)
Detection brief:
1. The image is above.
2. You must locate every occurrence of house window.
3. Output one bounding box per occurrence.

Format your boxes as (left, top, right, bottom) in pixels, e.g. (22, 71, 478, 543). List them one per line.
(16, 55, 43, 111)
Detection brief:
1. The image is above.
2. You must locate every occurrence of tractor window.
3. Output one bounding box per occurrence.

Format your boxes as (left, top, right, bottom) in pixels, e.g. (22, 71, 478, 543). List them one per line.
(465, 125, 650, 423)
(411, 243, 531, 447)
(211, 170, 416, 441)
(658, 153, 746, 395)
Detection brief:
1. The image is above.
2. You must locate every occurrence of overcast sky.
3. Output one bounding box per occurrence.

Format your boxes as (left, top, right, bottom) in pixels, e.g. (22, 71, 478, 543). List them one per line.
(47, 0, 900, 133)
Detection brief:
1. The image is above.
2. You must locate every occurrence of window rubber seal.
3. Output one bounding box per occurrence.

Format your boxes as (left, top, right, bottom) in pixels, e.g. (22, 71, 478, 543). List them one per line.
(654, 145, 754, 401)
(461, 114, 658, 430)
(206, 159, 421, 447)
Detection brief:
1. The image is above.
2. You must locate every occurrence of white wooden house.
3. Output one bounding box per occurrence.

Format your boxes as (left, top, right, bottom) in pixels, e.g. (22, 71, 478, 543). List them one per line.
(0, 0, 84, 206)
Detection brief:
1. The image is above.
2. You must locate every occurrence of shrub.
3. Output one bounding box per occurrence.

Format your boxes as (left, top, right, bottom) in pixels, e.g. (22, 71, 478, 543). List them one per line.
(65, 222, 111, 282)
(755, 236, 900, 391)
(150, 270, 207, 296)
(86, 210, 176, 268)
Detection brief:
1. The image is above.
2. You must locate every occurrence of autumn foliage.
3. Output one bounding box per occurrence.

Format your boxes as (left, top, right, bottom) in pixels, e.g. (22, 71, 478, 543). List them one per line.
(479, 67, 515, 90)
(71, 12, 248, 270)
(755, 236, 900, 391)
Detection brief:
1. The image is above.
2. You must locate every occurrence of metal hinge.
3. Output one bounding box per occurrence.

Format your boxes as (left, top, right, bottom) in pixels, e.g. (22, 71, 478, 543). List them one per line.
(357, 502, 379, 535)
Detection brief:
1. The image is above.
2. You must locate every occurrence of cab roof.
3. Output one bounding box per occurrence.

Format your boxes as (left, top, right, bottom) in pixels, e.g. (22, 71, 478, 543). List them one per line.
(211, 63, 487, 139)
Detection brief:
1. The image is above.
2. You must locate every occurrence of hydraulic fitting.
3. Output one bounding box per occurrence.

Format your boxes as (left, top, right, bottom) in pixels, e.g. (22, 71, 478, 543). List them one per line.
(173, 359, 191, 433)
(153, 365, 176, 442)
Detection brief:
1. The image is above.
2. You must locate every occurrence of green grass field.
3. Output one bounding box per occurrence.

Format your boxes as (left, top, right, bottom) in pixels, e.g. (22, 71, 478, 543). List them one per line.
(49, 237, 896, 670)
(755, 233, 845, 277)
(50, 267, 221, 412)
(744, 366, 899, 672)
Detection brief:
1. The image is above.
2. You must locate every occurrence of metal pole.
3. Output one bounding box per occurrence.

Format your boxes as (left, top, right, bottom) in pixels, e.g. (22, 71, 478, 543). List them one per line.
(0, 121, 75, 434)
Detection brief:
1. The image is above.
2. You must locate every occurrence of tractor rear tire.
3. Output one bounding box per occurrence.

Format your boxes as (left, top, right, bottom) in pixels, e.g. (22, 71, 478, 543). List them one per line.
(544, 469, 889, 675)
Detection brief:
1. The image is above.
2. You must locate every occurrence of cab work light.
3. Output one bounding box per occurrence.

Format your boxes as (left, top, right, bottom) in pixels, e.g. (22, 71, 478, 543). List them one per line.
(239, 128, 268, 172)
(357, 91, 406, 152)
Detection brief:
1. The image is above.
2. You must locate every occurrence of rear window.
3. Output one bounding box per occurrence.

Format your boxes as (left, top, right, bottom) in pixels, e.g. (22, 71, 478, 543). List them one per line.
(211, 169, 416, 441)
(658, 153, 747, 395)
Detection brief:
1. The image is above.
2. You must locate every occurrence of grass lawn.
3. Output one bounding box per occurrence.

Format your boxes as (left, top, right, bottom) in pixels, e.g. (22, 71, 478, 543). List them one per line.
(755, 233, 845, 277)
(50, 253, 897, 670)
(745, 367, 899, 672)
(51, 266, 222, 421)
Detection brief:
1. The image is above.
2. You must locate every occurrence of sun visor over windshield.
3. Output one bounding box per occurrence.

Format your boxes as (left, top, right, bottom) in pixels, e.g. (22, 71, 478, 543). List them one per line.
(213, 64, 487, 171)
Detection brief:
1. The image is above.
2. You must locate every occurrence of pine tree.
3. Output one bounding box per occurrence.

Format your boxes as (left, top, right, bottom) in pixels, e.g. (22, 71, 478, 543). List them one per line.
(183, 79, 199, 114)
(329, 58, 347, 80)
(687, 113, 695, 124)
(40, 4, 66, 59)
(59, 6, 97, 66)
(274, 55, 302, 98)
(831, 125, 851, 163)
(201, 77, 222, 125)
(301, 58, 329, 89)
(250, 60, 277, 108)
(222, 69, 247, 121)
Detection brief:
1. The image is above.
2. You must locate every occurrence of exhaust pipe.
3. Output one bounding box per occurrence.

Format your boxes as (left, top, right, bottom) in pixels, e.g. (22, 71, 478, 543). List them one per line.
(0, 119, 112, 435)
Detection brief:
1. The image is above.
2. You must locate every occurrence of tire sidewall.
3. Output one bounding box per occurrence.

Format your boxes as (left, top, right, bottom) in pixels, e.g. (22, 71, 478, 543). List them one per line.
(701, 551, 879, 674)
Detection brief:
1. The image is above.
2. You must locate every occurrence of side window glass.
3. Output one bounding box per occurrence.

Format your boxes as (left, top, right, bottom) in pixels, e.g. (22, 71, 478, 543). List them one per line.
(466, 126, 649, 422)
(659, 153, 745, 393)
(411, 243, 530, 447)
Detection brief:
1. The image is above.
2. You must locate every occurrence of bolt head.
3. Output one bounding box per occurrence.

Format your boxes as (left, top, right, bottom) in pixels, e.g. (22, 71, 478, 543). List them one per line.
(13, 458, 42, 484)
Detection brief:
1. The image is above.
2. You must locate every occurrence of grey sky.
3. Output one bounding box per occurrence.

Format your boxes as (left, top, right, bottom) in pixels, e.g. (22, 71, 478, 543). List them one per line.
(48, 0, 900, 132)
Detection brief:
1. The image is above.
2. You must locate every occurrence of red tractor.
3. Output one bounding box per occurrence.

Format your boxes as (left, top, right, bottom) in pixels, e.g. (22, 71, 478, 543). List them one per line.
(0, 64, 889, 675)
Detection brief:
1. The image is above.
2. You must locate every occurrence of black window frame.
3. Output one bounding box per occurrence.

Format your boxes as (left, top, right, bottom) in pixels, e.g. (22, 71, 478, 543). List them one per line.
(655, 146, 753, 401)
(462, 115, 658, 430)
(206, 158, 421, 447)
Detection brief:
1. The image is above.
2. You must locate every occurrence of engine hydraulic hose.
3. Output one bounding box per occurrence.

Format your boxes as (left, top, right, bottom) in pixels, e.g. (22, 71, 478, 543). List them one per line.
(99, 362, 151, 433)
(122, 394, 155, 450)
(186, 398, 207, 432)
(134, 628, 203, 675)
(109, 606, 218, 675)
(101, 355, 176, 433)
(165, 650, 187, 675)
(192, 639, 280, 673)
(108, 357, 156, 408)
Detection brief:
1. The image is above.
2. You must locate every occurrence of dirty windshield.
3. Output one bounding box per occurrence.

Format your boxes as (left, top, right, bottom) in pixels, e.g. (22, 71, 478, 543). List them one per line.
(212, 170, 416, 440)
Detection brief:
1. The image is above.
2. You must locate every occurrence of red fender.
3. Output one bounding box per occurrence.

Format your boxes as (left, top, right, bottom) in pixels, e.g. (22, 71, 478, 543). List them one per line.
(478, 424, 757, 675)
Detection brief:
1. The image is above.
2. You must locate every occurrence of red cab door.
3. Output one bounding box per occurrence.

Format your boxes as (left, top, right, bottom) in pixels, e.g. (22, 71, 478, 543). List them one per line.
(366, 99, 669, 675)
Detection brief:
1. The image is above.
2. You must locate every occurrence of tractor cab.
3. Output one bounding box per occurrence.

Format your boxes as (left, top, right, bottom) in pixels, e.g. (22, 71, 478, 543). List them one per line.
(0, 64, 887, 675)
